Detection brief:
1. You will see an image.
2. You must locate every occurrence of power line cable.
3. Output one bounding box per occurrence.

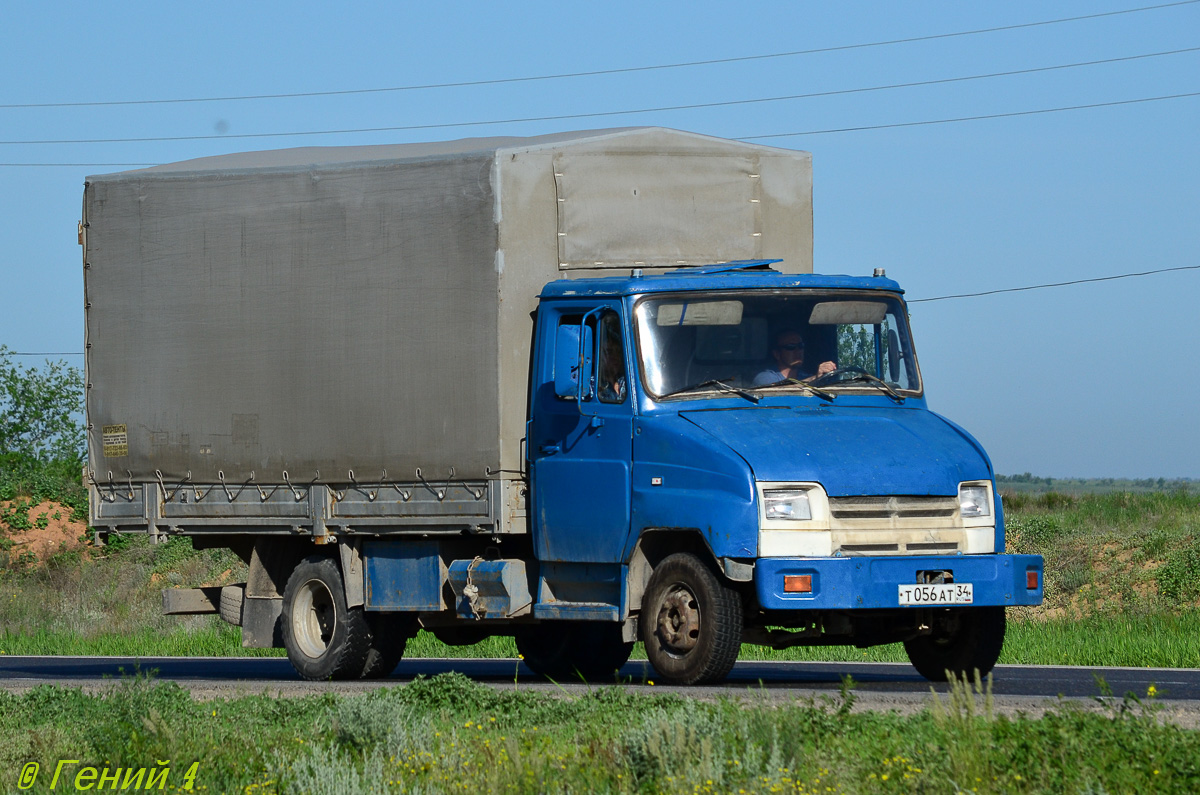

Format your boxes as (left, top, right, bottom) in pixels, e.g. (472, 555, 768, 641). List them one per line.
(2, 0, 1196, 110)
(0, 163, 155, 167)
(8, 264, 1199, 356)
(909, 264, 1200, 303)
(3, 47, 1197, 147)
(4, 86, 1199, 167)
(740, 90, 1200, 139)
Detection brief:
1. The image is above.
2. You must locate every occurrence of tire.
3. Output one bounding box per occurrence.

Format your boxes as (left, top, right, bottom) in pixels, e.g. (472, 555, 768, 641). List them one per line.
(360, 613, 414, 679)
(515, 622, 634, 681)
(572, 623, 635, 679)
(281, 556, 372, 681)
(904, 606, 1006, 682)
(515, 626, 574, 679)
(640, 553, 743, 685)
(219, 584, 245, 626)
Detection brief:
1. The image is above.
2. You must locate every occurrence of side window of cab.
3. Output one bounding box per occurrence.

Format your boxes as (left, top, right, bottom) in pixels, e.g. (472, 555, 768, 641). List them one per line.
(596, 311, 627, 404)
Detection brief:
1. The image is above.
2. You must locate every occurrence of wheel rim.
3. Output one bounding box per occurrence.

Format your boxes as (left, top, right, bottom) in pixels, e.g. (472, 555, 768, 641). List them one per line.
(292, 578, 336, 659)
(655, 583, 701, 655)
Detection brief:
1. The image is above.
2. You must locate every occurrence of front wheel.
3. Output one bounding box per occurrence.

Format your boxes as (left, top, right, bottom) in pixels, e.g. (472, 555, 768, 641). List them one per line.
(903, 606, 1006, 682)
(281, 556, 372, 681)
(640, 553, 743, 685)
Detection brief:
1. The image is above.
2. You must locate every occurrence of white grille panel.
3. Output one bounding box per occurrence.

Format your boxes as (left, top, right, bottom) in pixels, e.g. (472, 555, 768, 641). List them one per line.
(830, 496, 963, 555)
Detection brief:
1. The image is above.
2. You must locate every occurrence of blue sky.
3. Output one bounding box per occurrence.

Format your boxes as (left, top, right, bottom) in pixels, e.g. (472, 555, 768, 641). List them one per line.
(2, 1, 1197, 478)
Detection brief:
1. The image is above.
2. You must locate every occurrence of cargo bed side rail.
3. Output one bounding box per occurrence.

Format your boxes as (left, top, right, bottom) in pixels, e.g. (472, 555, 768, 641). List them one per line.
(88, 474, 525, 539)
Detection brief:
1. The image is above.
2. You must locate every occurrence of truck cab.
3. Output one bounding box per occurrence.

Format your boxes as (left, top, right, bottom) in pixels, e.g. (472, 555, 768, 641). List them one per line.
(523, 260, 1042, 683)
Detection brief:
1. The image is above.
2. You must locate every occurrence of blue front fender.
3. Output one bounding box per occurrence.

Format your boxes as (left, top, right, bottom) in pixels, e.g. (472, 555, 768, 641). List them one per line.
(628, 415, 758, 561)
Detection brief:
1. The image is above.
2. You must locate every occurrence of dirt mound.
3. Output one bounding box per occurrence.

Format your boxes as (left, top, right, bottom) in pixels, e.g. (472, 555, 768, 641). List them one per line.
(0, 500, 90, 566)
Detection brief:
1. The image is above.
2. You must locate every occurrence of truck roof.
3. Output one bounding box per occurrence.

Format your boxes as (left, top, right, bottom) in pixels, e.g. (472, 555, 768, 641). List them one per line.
(87, 127, 803, 180)
(539, 260, 904, 298)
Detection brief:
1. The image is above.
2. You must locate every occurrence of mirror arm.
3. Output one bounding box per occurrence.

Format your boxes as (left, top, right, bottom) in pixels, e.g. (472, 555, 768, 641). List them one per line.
(577, 307, 604, 415)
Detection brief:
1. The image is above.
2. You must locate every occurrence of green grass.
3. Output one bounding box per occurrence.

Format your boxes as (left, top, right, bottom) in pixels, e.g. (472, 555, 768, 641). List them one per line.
(1, 672, 1197, 794)
(0, 624, 284, 657)
(732, 609, 1200, 669)
(1001, 610, 1200, 669)
(6, 610, 1198, 670)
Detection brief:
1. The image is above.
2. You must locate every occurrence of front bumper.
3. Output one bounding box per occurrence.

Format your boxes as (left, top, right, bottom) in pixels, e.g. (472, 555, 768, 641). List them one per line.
(755, 553, 1043, 611)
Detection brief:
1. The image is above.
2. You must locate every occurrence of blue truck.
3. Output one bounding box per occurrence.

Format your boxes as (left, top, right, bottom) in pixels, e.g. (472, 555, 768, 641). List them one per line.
(82, 128, 1042, 684)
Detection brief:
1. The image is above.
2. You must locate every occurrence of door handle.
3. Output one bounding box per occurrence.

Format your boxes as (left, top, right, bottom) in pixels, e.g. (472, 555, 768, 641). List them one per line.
(539, 443, 561, 455)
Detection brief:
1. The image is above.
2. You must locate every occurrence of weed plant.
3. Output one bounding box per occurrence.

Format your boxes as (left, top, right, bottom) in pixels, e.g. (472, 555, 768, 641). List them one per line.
(1, 672, 1197, 794)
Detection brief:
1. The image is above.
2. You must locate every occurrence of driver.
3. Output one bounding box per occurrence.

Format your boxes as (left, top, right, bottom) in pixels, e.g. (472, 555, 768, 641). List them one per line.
(753, 329, 836, 386)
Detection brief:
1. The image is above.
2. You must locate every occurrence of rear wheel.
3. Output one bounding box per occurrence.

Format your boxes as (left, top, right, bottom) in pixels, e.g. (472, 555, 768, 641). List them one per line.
(515, 627, 573, 679)
(281, 556, 371, 681)
(572, 623, 635, 679)
(360, 613, 415, 679)
(640, 553, 742, 685)
(904, 606, 1006, 682)
(516, 622, 633, 681)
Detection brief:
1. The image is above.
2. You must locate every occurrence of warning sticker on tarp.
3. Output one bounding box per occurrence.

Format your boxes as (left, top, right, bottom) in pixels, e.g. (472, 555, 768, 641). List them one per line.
(102, 424, 128, 457)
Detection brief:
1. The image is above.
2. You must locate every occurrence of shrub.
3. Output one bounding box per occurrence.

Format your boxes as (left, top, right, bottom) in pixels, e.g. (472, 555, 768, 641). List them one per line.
(0, 347, 84, 462)
(1006, 514, 1064, 552)
(0, 347, 88, 521)
(1157, 541, 1200, 601)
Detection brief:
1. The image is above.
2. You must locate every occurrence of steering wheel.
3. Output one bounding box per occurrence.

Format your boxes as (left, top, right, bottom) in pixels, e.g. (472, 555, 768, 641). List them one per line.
(810, 365, 869, 386)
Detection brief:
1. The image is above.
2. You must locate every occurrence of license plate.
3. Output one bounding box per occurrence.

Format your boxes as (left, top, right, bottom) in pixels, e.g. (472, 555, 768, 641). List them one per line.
(898, 583, 973, 605)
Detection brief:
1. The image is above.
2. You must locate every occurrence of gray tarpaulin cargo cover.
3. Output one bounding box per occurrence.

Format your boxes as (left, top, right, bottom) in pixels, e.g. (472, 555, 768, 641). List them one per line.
(82, 127, 812, 484)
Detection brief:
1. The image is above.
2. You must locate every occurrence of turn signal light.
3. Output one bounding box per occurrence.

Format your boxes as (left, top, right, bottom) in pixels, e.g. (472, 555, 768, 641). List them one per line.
(1026, 570, 1039, 589)
(784, 574, 813, 593)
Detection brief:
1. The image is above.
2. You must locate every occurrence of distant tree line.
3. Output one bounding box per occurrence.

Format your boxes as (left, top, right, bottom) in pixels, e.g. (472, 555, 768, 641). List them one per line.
(998, 473, 1055, 487)
(997, 473, 1196, 493)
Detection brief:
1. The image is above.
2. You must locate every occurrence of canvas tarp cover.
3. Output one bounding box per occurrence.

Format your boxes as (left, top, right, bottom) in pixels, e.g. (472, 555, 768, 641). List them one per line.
(85, 153, 501, 483)
(82, 128, 813, 484)
(553, 151, 761, 267)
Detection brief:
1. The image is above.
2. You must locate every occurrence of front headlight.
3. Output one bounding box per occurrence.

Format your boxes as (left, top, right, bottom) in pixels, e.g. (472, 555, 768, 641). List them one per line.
(958, 483, 992, 518)
(763, 489, 812, 521)
(758, 482, 831, 556)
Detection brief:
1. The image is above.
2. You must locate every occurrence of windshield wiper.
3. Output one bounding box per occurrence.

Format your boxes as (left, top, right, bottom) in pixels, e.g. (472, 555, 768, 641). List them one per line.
(752, 377, 837, 402)
(833, 373, 906, 403)
(661, 377, 760, 404)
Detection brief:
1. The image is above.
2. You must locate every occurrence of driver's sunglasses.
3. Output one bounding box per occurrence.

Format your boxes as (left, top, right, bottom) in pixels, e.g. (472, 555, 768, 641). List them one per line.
(776, 343, 804, 351)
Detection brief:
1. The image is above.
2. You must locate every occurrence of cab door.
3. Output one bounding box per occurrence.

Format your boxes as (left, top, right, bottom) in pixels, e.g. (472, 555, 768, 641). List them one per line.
(529, 304, 634, 563)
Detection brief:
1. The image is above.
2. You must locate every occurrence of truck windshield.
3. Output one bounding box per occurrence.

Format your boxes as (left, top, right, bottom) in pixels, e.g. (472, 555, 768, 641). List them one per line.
(634, 292, 921, 400)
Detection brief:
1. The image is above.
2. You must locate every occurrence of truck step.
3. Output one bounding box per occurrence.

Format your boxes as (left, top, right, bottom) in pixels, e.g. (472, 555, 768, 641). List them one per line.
(533, 602, 620, 621)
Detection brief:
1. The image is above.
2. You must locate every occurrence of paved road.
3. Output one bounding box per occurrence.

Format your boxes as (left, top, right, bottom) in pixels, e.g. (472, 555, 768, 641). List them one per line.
(1, 656, 1197, 703)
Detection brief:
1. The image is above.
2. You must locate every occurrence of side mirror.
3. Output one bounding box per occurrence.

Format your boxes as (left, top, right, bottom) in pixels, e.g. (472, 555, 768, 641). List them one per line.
(887, 329, 901, 382)
(553, 324, 594, 400)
